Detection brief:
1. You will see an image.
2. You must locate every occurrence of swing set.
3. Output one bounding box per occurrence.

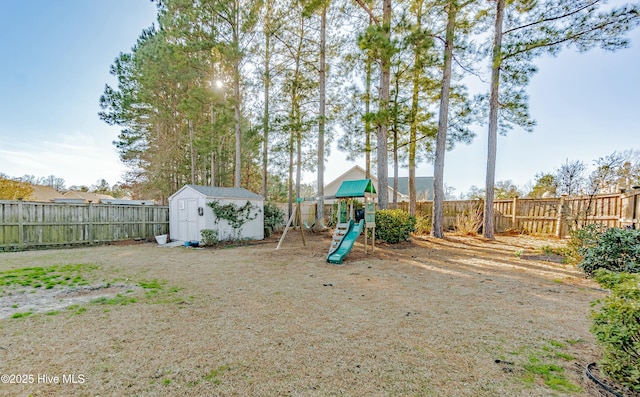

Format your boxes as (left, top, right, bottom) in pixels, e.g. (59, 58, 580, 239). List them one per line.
(276, 179, 377, 264)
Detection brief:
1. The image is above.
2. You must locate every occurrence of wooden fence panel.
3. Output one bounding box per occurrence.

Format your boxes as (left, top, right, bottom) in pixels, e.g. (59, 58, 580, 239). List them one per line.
(562, 194, 622, 233)
(493, 200, 513, 232)
(515, 198, 558, 235)
(274, 189, 640, 237)
(0, 201, 169, 250)
(0, 201, 20, 245)
(620, 190, 640, 229)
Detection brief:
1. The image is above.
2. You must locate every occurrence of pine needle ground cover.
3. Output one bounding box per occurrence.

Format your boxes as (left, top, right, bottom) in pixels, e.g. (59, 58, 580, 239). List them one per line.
(0, 234, 607, 396)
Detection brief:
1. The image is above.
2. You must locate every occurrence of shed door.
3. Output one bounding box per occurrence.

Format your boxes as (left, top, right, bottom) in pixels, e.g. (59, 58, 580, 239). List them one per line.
(177, 199, 199, 241)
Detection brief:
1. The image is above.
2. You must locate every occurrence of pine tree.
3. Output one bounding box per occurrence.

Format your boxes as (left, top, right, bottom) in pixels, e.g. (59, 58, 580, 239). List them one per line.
(482, 0, 640, 239)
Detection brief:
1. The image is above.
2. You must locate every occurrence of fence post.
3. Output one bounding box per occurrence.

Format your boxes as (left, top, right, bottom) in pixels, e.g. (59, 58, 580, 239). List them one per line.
(512, 197, 518, 231)
(555, 195, 565, 238)
(88, 202, 93, 245)
(142, 206, 147, 238)
(18, 199, 24, 248)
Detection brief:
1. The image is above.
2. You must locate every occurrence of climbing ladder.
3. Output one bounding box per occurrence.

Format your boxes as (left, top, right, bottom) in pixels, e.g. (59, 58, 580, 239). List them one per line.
(329, 221, 352, 253)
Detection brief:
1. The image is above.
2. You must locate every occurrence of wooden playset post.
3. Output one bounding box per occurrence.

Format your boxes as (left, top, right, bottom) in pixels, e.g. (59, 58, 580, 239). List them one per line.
(364, 194, 376, 254)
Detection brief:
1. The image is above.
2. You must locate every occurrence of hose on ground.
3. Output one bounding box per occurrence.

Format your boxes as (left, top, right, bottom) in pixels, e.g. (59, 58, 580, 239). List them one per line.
(585, 362, 624, 397)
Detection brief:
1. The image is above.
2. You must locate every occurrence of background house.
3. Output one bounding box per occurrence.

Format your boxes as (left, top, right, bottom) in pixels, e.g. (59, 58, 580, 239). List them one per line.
(29, 185, 65, 202)
(169, 185, 264, 242)
(388, 176, 434, 201)
(62, 191, 115, 203)
(324, 165, 433, 202)
(324, 165, 408, 203)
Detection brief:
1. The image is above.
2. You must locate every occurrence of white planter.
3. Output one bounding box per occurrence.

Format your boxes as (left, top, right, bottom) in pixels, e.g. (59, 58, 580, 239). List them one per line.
(155, 234, 168, 245)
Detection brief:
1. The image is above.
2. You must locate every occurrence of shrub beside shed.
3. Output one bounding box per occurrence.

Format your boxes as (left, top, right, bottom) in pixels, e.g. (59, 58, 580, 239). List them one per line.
(169, 185, 264, 242)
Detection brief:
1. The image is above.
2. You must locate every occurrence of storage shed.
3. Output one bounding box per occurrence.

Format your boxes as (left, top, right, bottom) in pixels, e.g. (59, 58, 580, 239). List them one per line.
(169, 185, 264, 242)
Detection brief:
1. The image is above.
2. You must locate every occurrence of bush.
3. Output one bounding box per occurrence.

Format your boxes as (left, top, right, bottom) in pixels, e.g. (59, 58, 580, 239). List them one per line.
(590, 269, 640, 391)
(578, 227, 640, 275)
(454, 204, 483, 235)
(200, 229, 219, 247)
(566, 223, 604, 265)
(374, 209, 416, 244)
(263, 202, 284, 237)
(414, 215, 431, 235)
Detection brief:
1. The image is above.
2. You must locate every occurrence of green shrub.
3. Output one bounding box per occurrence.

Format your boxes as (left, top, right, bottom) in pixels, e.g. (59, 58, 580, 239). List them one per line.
(578, 227, 640, 275)
(590, 269, 640, 391)
(374, 209, 416, 244)
(566, 223, 604, 265)
(200, 229, 219, 247)
(263, 202, 284, 237)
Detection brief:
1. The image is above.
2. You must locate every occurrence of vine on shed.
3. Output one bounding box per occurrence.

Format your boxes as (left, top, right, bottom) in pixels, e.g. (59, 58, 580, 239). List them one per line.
(206, 200, 261, 241)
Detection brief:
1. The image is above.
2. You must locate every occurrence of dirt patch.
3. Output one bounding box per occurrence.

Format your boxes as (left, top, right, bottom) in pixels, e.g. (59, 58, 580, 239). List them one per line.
(0, 232, 613, 396)
(0, 284, 140, 319)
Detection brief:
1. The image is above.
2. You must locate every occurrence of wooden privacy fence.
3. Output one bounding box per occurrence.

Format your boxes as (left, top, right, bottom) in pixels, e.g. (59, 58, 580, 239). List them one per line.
(0, 200, 169, 250)
(278, 189, 640, 237)
(401, 190, 640, 236)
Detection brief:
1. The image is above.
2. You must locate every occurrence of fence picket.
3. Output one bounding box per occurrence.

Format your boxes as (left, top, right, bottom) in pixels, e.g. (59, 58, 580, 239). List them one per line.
(0, 201, 169, 250)
(291, 190, 640, 237)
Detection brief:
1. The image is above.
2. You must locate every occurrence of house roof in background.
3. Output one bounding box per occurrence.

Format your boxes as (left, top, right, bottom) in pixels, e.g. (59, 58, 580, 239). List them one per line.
(63, 191, 115, 203)
(388, 177, 434, 200)
(325, 165, 407, 199)
(183, 185, 263, 200)
(29, 185, 64, 202)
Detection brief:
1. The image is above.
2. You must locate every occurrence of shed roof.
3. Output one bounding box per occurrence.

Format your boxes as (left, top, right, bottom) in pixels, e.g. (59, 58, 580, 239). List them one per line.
(185, 185, 263, 200)
(335, 179, 377, 198)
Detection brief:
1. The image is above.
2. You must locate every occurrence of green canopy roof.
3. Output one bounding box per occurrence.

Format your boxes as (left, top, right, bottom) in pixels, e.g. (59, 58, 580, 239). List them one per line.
(335, 179, 377, 198)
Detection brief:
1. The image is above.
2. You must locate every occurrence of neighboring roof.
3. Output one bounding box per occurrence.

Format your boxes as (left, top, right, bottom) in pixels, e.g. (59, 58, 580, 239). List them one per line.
(100, 199, 156, 205)
(62, 191, 115, 203)
(324, 165, 404, 200)
(388, 177, 434, 200)
(181, 185, 263, 200)
(324, 165, 370, 195)
(29, 185, 64, 202)
(53, 198, 85, 204)
(335, 179, 377, 198)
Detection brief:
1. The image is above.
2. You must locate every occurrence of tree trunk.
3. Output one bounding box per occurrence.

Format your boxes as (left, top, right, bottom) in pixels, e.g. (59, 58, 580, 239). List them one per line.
(408, 0, 423, 217)
(316, 5, 326, 225)
(392, 75, 399, 210)
(262, 27, 270, 199)
(393, 127, 398, 209)
(296, 109, 302, 200)
(188, 119, 196, 185)
(483, 0, 505, 240)
(377, 0, 392, 210)
(432, 2, 457, 238)
(288, 130, 294, 219)
(233, 0, 242, 188)
(233, 60, 242, 188)
(365, 56, 372, 180)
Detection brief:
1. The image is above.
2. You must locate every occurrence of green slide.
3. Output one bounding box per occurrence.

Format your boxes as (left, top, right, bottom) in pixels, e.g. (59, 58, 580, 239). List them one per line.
(327, 219, 364, 264)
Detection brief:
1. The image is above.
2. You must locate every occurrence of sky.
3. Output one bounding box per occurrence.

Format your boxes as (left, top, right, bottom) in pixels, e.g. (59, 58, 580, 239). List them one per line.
(1, 1, 638, 195)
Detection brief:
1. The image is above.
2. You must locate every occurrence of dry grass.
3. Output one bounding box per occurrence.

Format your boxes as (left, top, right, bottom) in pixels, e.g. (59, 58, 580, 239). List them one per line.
(0, 232, 609, 396)
(454, 203, 483, 235)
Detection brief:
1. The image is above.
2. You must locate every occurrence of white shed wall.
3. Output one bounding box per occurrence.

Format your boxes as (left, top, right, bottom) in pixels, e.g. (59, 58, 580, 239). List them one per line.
(169, 186, 264, 242)
(169, 187, 207, 242)
(205, 199, 264, 241)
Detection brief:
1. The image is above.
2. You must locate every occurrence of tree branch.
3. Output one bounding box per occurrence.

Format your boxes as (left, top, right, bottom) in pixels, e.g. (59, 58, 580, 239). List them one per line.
(504, 0, 601, 35)
(503, 18, 627, 60)
(354, 0, 380, 25)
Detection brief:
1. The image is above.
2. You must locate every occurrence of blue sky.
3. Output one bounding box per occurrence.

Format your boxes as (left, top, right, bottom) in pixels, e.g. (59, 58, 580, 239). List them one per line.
(0, 0, 157, 188)
(1, 1, 638, 194)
